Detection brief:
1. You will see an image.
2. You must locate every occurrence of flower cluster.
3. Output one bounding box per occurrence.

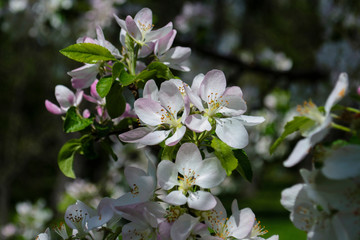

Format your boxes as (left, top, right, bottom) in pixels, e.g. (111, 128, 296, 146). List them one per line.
(39, 7, 279, 240)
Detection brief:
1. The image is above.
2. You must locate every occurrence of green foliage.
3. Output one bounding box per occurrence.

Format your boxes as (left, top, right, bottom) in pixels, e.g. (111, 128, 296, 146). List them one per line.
(63, 106, 93, 133)
(97, 76, 114, 98)
(106, 83, 126, 118)
(59, 43, 116, 63)
(234, 149, 253, 182)
(211, 137, 238, 176)
(161, 145, 178, 161)
(112, 62, 136, 86)
(57, 139, 81, 179)
(147, 62, 175, 79)
(270, 116, 314, 154)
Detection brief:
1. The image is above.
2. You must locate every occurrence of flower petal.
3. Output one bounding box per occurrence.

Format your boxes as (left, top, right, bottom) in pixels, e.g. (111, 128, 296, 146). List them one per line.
(125, 15, 142, 40)
(215, 118, 249, 149)
(165, 125, 186, 146)
(163, 190, 187, 206)
(228, 207, 255, 239)
(196, 157, 226, 188)
(283, 137, 312, 167)
(155, 30, 176, 56)
(185, 114, 211, 132)
(187, 191, 217, 210)
(200, 69, 226, 103)
(324, 72, 348, 113)
(137, 130, 171, 145)
(176, 143, 203, 174)
(157, 160, 179, 190)
(159, 81, 184, 116)
(184, 85, 204, 111)
(235, 115, 265, 126)
(134, 98, 165, 125)
(119, 127, 152, 143)
(171, 214, 200, 240)
(45, 100, 63, 115)
(143, 79, 158, 101)
(134, 8, 153, 33)
(55, 85, 75, 110)
(145, 22, 173, 42)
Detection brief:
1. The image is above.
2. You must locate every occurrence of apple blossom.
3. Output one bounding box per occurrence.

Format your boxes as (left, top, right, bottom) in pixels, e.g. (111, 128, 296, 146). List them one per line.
(157, 143, 226, 210)
(119, 80, 189, 146)
(36, 228, 51, 240)
(283, 72, 349, 167)
(185, 70, 265, 149)
(45, 85, 83, 115)
(64, 200, 97, 235)
(113, 8, 172, 46)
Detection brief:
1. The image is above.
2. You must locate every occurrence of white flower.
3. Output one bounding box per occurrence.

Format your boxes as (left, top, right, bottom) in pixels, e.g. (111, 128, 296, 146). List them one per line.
(284, 72, 349, 167)
(157, 143, 226, 210)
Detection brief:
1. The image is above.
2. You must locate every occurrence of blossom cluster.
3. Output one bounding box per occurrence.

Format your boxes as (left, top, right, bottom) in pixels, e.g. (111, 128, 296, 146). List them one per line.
(40, 7, 278, 240)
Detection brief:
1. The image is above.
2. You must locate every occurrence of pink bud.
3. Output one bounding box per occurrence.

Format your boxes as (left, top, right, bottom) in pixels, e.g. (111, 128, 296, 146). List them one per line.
(357, 86, 360, 96)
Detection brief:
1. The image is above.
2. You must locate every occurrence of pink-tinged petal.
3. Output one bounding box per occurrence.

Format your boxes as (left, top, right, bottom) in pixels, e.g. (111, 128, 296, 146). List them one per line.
(187, 191, 216, 210)
(134, 98, 165, 125)
(200, 70, 226, 103)
(95, 26, 105, 46)
(155, 30, 176, 56)
(203, 197, 227, 230)
(87, 197, 115, 230)
(68, 64, 99, 89)
(163, 190, 187, 206)
(119, 127, 152, 143)
(159, 81, 184, 115)
(184, 85, 204, 111)
(195, 157, 226, 188)
(138, 41, 155, 58)
(283, 137, 312, 167)
(160, 46, 191, 63)
(191, 73, 205, 96)
(164, 62, 191, 72)
(235, 115, 265, 126)
(83, 94, 98, 104)
(55, 85, 75, 109)
(324, 72, 348, 113)
(165, 126, 186, 146)
(77, 37, 97, 44)
(119, 29, 127, 46)
(137, 129, 171, 145)
(171, 214, 199, 240)
(218, 94, 247, 116)
(158, 221, 172, 240)
(145, 22, 173, 42)
(83, 109, 90, 118)
(134, 8, 153, 33)
(223, 86, 243, 98)
(157, 160, 179, 190)
(322, 144, 360, 179)
(143, 79, 158, 101)
(125, 15, 142, 40)
(228, 207, 255, 238)
(113, 14, 127, 31)
(45, 100, 63, 115)
(215, 118, 249, 149)
(75, 90, 84, 106)
(176, 143, 203, 174)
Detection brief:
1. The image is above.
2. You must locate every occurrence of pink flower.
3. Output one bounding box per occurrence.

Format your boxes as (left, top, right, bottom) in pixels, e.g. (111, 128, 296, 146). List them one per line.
(45, 85, 83, 115)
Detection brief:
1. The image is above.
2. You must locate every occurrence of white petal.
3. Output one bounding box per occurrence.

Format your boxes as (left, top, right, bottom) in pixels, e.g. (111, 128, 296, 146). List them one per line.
(322, 144, 360, 179)
(171, 214, 200, 240)
(159, 81, 184, 115)
(165, 125, 186, 146)
(163, 190, 187, 206)
(187, 191, 217, 210)
(235, 115, 266, 126)
(145, 22, 173, 42)
(143, 79, 158, 101)
(138, 130, 171, 145)
(191, 73, 205, 96)
(280, 184, 304, 212)
(324, 72, 348, 113)
(215, 118, 249, 149)
(196, 157, 226, 188)
(184, 85, 204, 111)
(155, 30, 176, 56)
(185, 114, 211, 132)
(157, 160, 179, 190)
(134, 8, 153, 33)
(55, 85, 75, 109)
(200, 70, 226, 103)
(283, 137, 312, 167)
(134, 98, 165, 126)
(119, 127, 152, 143)
(175, 143, 203, 175)
(228, 207, 255, 239)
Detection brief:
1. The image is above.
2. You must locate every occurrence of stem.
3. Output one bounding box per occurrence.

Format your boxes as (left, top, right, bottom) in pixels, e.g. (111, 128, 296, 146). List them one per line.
(331, 122, 354, 133)
(346, 107, 360, 114)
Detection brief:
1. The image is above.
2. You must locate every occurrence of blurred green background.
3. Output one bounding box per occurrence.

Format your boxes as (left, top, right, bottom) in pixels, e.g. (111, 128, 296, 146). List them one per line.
(1, 0, 359, 239)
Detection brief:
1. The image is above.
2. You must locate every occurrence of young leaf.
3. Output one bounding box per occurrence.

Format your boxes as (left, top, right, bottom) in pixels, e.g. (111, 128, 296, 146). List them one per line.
(60, 43, 116, 64)
(97, 76, 113, 98)
(234, 150, 252, 182)
(106, 83, 126, 118)
(136, 69, 157, 82)
(161, 145, 178, 161)
(270, 116, 313, 154)
(64, 106, 93, 133)
(147, 62, 175, 79)
(100, 138, 118, 161)
(57, 139, 81, 179)
(211, 137, 238, 176)
(112, 62, 125, 82)
(119, 70, 136, 86)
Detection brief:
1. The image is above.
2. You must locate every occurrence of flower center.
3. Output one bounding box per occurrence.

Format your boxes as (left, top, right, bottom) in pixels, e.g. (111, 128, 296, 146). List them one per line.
(297, 100, 325, 124)
(165, 206, 183, 222)
(178, 168, 199, 193)
(205, 93, 229, 117)
(250, 219, 268, 237)
(130, 184, 139, 197)
(66, 209, 88, 231)
(159, 107, 181, 128)
(137, 20, 154, 33)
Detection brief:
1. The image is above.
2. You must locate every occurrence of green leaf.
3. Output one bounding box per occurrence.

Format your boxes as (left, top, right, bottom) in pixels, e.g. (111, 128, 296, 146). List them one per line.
(211, 137, 238, 176)
(106, 83, 126, 118)
(234, 150, 253, 182)
(80, 135, 97, 160)
(147, 62, 175, 80)
(57, 139, 81, 178)
(60, 43, 116, 64)
(97, 76, 113, 98)
(136, 69, 157, 82)
(270, 116, 313, 154)
(161, 145, 178, 161)
(63, 106, 93, 133)
(100, 138, 118, 161)
(112, 62, 125, 82)
(119, 70, 136, 86)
